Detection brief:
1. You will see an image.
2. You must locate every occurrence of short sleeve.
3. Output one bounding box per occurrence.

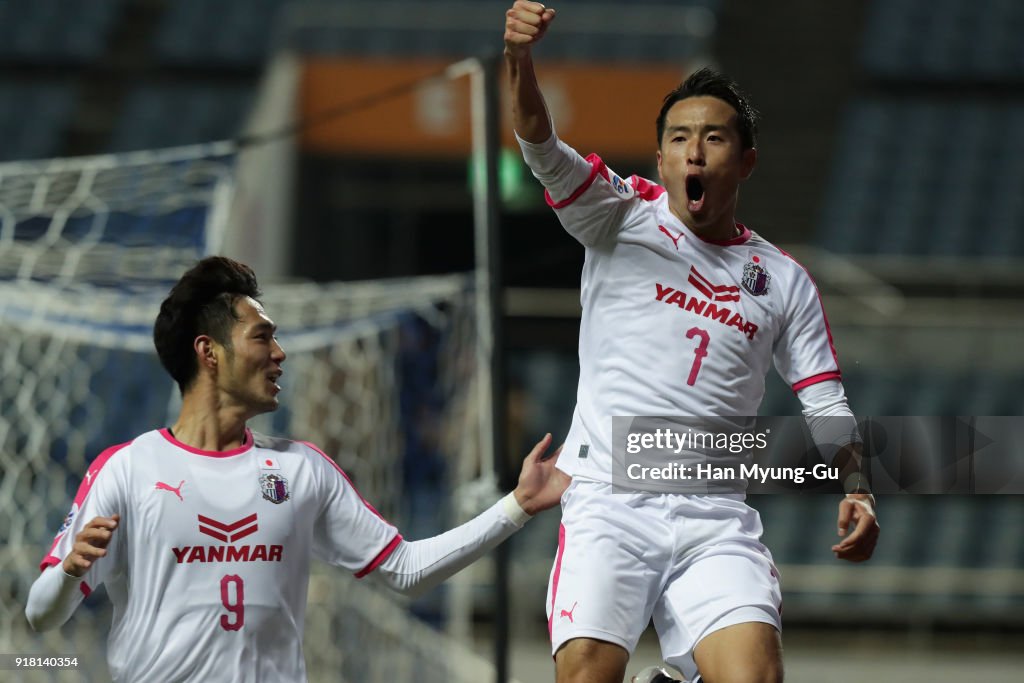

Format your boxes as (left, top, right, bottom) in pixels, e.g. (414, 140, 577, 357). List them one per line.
(304, 443, 401, 577)
(40, 443, 130, 596)
(772, 265, 841, 393)
(550, 154, 663, 248)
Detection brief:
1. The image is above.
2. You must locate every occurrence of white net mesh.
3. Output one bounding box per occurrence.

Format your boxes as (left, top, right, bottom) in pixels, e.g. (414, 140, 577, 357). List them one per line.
(0, 147, 493, 682)
(0, 142, 236, 287)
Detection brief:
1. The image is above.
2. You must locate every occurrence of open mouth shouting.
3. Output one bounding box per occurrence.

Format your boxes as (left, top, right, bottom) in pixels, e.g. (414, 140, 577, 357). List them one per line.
(685, 174, 705, 213)
(267, 371, 283, 394)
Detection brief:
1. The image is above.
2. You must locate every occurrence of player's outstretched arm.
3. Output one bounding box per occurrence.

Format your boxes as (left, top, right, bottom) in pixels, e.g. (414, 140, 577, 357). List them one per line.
(504, 1, 557, 143)
(374, 434, 569, 598)
(512, 431, 570, 514)
(832, 494, 879, 562)
(26, 515, 120, 631)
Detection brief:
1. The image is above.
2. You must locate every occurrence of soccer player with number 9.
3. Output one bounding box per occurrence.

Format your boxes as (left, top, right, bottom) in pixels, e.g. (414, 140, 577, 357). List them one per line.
(26, 256, 569, 682)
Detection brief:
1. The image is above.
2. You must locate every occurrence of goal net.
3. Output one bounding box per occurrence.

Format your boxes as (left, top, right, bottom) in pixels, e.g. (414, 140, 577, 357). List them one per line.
(0, 146, 496, 682)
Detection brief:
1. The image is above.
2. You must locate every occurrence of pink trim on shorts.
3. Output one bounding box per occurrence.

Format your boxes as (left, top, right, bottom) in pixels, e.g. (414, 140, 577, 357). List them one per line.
(548, 523, 567, 641)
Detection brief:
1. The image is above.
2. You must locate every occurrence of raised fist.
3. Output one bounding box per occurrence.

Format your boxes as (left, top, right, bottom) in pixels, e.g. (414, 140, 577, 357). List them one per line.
(504, 1, 557, 58)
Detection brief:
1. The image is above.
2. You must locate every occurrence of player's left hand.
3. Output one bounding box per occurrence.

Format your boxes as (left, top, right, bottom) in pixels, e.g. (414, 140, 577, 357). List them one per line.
(832, 493, 879, 562)
(513, 433, 571, 515)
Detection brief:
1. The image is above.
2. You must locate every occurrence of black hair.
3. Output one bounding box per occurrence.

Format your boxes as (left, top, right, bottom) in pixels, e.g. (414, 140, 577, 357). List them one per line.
(656, 67, 759, 150)
(153, 256, 262, 394)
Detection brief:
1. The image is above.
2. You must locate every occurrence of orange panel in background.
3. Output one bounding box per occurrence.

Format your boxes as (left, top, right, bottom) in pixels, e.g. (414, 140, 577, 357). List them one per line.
(301, 58, 694, 160)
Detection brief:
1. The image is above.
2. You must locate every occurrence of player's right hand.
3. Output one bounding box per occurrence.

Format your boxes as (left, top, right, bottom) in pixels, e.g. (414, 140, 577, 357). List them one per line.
(513, 433, 571, 515)
(62, 514, 120, 577)
(504, 1, 556, 59)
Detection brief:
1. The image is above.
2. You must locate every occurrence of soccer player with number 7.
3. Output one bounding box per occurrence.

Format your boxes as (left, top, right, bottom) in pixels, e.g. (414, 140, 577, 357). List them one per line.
(26, 256, 570, 682)
(504, 2, 879, 682)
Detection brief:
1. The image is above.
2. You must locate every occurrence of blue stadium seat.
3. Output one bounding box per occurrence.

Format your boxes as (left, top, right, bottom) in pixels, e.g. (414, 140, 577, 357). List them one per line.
(757, 369, 801, 416)
(818, 100, 1024, 256)
(155, 0, 289, 67)
(862, 0, 1024, 83)
(0, 82, 76, 161)
(0, 0, 121, 65)
(289, 0, 718, 62)
(753, 495, 809, 562)
(107, 84, 255, 152)
(976, 496, 1024, 568)
(919, 496, 978, 567)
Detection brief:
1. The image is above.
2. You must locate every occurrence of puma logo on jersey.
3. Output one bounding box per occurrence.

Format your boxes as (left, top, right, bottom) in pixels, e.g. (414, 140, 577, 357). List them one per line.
(560, 602, 578, 623)
(658, 225, 683, 250)
(85, 469, 96, 485)
(155, 480, 185, 501)
(655, 282, 759, 340)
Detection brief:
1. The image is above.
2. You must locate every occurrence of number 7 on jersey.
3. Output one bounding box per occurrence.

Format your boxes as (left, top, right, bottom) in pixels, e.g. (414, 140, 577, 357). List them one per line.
(685, 327, 710, 386)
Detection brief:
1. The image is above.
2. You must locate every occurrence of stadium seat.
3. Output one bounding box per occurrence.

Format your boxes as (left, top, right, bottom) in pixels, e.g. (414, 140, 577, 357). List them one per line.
(756, 369, 800, 416)
(862, 0, 1024, 83)
(107, 84, 255, 152)
(818, 100, 1024, 256)
(156, 0, 289, 67)
(0, 82, 76, 161)
(0, 0, 121, 65)
(288, 0, 719, 63)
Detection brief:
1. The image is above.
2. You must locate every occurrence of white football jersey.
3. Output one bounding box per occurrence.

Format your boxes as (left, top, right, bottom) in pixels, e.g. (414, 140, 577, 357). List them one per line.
(40, 428, 399, 682)
(549, 153, 841, 481)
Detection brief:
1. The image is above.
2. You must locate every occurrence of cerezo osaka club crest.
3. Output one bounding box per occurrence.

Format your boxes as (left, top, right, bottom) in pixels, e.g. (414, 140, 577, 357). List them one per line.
(742, 258, 771, 296)
(260, 473, 290, 504)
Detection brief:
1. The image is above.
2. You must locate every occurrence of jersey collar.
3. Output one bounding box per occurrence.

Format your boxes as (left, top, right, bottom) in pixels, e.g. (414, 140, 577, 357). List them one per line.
(664, 205, 753, 246)
(159, 427, 254, 458)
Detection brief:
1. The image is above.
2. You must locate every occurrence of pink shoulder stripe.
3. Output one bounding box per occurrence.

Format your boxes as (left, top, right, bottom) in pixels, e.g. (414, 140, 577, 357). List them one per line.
(354, 533, 403, 579)
(39, 441, 131, 575)
(545, 153, 604, 209)
(792, 371, 843, 393)
(301, 441, 392, 524)
(72, 442, 130, 507)
(628, 174, 666, 201)
(775, 246, 842, 377)
(545, 155, 667, 209)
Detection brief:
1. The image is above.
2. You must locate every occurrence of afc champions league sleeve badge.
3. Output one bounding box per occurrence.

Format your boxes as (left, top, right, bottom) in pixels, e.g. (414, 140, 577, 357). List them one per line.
(58, 503, 79, 534)
(742, 256, 771, 296)
(610, 173, 635, 199)
(260, 473, 290, 504)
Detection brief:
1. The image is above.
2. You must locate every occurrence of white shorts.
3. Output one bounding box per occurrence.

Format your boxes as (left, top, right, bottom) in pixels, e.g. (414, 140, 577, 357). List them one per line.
(546, 480, 782, 680)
